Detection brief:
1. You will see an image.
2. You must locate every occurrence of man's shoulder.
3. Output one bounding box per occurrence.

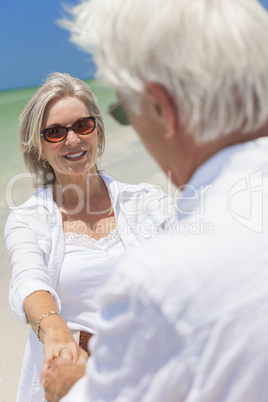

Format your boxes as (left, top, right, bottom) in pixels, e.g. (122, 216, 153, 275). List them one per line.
(114, 220, 268, 331)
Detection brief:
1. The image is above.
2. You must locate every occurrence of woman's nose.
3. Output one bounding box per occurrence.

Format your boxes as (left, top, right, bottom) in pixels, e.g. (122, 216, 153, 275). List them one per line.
(65, 129, 80, 146)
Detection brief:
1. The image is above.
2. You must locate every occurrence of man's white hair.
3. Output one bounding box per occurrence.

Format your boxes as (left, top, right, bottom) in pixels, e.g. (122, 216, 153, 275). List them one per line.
(64, 0, 268, 143)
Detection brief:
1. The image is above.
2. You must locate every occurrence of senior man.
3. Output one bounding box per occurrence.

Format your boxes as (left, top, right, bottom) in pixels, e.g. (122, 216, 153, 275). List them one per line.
(43, 0, 268, 400)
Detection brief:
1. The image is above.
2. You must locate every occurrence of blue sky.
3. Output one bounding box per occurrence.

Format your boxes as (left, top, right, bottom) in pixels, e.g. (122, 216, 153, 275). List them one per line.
(1, 0, 268, 92)
(0, 0, 96, 91)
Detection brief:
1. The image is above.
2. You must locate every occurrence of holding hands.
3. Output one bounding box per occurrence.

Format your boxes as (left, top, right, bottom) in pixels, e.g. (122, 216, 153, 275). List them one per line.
(42, 357, 87, 402)
(23, 291, 88, 399)
(41, 326, 88, 386)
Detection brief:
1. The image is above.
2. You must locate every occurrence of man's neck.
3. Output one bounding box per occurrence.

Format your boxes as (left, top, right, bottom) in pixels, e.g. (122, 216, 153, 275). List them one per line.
(171, 123, 268, 188)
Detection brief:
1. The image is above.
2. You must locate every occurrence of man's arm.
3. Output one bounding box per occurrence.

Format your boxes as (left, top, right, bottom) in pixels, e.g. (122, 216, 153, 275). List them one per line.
(57, 266, 193, 401)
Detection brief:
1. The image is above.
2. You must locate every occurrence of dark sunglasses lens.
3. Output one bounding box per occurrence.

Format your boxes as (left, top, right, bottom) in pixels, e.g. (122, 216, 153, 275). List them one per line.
(45, 127, 66, 142)
(108, 103, 129, 125)
(74, 118, 95, 135)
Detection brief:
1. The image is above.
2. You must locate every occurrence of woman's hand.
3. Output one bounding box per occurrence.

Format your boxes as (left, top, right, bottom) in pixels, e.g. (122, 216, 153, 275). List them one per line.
(23, 291, 88, 386)
(41, 331, 88, 386)
(43, 357, 87, 402)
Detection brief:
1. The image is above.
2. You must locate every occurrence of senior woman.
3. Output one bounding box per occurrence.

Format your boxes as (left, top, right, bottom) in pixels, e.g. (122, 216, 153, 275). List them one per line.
(4, 72, 177, 402)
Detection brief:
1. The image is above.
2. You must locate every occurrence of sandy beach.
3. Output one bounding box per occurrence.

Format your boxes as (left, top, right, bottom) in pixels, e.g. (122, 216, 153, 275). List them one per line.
(0, 122, 174, 402)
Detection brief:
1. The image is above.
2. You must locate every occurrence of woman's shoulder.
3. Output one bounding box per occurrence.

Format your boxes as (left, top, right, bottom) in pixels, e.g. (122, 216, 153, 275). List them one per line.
(101, 173, 177, 220)
(4, 185, 56, 237)
(100, 172, 167, 197)
(5, 186, 55, 230)
(10, 185, 54, 211)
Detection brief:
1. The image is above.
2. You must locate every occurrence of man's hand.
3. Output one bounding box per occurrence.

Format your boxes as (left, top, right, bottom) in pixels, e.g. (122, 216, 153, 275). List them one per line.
(42, 357, 87, 402)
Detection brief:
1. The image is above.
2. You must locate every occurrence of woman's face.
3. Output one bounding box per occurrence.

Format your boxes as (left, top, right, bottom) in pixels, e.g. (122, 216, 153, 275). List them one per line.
(40, 96, 100, 182)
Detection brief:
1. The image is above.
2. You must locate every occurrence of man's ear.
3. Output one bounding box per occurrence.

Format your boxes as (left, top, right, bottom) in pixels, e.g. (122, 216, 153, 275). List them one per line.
(145, 82, 178, 139)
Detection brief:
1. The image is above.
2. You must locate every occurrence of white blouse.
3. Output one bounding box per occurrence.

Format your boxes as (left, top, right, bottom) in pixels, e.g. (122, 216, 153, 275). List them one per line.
(56, 229, 126, 334)
(5, 173, 178, 402)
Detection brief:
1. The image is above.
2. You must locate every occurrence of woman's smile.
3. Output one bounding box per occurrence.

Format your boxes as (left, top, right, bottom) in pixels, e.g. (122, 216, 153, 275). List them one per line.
(63, 150, 87, 161)
(40, 97, 100, 180)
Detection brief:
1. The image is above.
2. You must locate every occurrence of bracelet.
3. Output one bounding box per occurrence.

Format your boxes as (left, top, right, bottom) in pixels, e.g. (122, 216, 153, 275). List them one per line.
(36, 311, 60, 342)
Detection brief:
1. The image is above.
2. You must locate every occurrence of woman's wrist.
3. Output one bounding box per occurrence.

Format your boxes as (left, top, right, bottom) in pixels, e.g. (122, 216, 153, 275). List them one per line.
(36, 311, 60, 342)
(35, 318, 71, 345)
(37, 313, 72, 344)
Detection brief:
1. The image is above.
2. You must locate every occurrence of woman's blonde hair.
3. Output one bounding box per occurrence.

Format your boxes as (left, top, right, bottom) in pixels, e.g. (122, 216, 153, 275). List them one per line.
(18, 72, 105, 187)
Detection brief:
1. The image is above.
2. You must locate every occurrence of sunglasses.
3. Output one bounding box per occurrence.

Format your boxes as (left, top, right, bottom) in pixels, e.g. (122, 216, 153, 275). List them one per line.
(40, 116, 96, 143)
(107, 102, 129, 126)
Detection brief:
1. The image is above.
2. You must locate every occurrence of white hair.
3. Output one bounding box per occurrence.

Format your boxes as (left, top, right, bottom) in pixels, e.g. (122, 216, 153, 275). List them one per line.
(63, 0, 268, 143)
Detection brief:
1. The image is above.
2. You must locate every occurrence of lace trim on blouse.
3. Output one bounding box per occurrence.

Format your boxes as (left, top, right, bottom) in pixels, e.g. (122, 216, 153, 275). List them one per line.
(64, 228, 121, 251)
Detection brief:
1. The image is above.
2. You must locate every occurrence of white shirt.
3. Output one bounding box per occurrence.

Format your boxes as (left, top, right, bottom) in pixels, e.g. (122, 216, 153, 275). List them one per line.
(5, 174, 177, 325)
(63, 138, 268, 402)
(4, 173, 177, 402)
(58, 230, 125, 333)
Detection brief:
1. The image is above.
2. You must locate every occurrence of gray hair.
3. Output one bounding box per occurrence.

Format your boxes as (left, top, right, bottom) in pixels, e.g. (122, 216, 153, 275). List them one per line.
(18, 72, 105, 187)
(63, 0, 268, 143)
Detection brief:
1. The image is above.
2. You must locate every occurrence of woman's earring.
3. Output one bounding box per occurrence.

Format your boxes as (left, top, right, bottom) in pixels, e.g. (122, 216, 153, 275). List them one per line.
(43, 160, 50, 169)
(97, 144, 102, 157)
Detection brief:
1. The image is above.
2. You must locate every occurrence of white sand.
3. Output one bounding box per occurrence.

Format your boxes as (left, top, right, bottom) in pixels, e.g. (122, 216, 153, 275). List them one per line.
(0, 126, 174, 401)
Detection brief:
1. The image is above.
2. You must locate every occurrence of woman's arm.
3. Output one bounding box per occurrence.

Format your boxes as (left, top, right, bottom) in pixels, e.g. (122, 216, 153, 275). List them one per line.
(24, 290, 88, 384)
(5, 211, 87, 381)
(4, 210, 62, 322)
